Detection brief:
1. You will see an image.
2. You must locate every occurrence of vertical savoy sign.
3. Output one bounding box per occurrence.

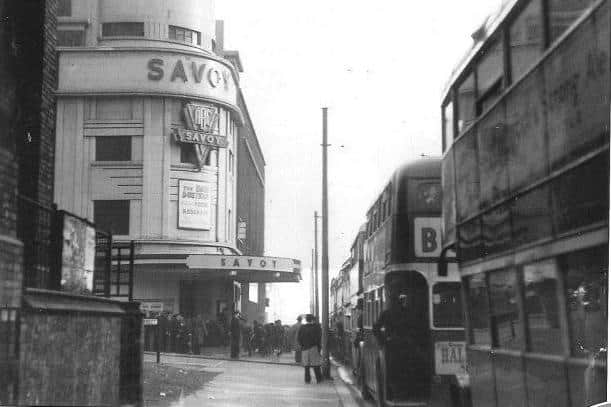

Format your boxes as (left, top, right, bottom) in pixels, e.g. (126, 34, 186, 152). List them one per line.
(178, 179, 211, 230)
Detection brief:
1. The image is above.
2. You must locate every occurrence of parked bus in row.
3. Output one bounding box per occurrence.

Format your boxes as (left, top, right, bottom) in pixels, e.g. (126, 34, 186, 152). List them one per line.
(357, 158, 467, 406)
(329, 224, 367, 371)
(440, 0, 608, 406)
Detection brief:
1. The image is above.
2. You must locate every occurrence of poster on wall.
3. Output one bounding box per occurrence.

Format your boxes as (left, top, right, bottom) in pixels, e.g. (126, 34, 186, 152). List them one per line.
(178, 179, 212, 230)
(61, 214, 96, 294)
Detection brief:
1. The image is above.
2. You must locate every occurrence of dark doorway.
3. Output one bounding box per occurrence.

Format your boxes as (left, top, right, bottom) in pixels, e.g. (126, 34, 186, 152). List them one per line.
(384, 270, 431, 400)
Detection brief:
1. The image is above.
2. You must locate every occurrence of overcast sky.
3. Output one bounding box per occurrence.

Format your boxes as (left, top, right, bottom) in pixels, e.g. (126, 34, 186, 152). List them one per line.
(216, 0, 503, 322)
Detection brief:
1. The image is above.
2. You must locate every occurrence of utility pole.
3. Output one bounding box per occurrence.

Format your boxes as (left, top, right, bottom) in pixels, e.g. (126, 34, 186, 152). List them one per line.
(310, 248, 315, 315)
(314, 211, 320, 318)
(321, 107, 330, 379)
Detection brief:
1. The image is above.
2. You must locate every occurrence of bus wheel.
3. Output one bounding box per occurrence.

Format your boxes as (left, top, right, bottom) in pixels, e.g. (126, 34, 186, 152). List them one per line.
(360, 365, 372, 400)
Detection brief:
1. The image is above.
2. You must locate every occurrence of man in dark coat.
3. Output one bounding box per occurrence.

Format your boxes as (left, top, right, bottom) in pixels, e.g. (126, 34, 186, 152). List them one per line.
(298, 314, 322, 383)
(373, 292, 429, 398)
(230, 311, 241, 359)
(288, 315, 303, 363)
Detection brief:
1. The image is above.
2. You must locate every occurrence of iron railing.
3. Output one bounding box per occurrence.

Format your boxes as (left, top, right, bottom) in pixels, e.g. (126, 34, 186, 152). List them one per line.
(16, 195, 133, 299)
(17, 195, 57, 290)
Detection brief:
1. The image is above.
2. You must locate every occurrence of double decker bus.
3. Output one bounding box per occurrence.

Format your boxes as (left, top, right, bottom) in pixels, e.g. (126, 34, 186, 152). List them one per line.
(359, 158, 467, 407)
(440, 1, 608, 406)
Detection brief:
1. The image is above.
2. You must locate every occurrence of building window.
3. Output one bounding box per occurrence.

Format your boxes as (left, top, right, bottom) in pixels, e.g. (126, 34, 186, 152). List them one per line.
(57, 0, 71, 17)
(249, 283, 258, 303)
(57, 30, 85, 47)
(102, 22, 144, 37)
(95, 136, 131, 161)
(180, 144, 199, 166)
(93, 200, 130, 235)
(169, 25, 201, 45)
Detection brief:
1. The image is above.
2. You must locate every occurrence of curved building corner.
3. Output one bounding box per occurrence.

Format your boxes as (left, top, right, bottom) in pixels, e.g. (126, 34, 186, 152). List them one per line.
(53, 0, 298, 326)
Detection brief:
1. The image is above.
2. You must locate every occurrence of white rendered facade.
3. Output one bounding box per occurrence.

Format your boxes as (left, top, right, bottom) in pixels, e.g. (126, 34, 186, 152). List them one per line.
(54, 0, 249, 316)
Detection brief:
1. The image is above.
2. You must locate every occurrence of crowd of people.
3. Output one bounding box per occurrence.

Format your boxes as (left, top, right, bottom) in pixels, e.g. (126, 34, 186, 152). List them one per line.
(142, 312, 229, 354)
(143, 310, 327, 384)
(142, 311, 295, 358)
(245, 318, 291, 357)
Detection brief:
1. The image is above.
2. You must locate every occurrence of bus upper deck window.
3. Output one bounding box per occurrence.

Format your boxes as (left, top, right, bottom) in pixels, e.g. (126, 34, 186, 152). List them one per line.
(457, 73, 476, 133)
(443, 100, 454, 151)
(415, 182, 442, 212)
(509, 0, 544, 81)
(476, 38, 504, 113)
(548, 0, 596, 43)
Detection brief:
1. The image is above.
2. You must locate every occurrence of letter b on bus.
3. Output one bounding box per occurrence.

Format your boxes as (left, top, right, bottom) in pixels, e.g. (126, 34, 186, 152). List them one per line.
(414, 217, 441, 257)
(421, 227, 438, 253)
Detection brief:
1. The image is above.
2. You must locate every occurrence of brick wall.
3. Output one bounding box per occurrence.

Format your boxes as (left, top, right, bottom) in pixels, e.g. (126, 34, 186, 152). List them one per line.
(0, 1, 57, 403)
(38, 0, 58, 206)
(13, 0, 57, 206)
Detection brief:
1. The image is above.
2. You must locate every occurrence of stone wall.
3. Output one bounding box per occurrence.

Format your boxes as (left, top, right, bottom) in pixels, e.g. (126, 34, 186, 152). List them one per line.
(18, 291, 131, 406)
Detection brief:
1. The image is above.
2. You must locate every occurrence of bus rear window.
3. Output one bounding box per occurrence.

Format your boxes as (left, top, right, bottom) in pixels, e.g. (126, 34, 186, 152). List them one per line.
(433, 283, 463, 328)
(409, 181, 442, 213)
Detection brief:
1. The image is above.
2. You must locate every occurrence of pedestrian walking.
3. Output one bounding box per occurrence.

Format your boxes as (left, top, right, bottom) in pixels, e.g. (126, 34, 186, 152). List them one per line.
(273, 320, 284, 357)
(192, 314, 208, 355)
(288, 315, 303, 363)
(157, 312, 168, 352)
(298, 314, 323, 383)
(230, 311, 241, 359)
(264, 323, 274, 356)
(253, 320, 265, 355)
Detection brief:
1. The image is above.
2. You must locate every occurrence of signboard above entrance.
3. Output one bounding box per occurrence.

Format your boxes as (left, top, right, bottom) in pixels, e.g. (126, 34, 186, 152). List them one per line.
(186, 255, 301, 274)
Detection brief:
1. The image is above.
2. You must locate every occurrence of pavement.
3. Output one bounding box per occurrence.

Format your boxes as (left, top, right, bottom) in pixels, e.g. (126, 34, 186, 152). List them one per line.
(143, 352, 369, 407)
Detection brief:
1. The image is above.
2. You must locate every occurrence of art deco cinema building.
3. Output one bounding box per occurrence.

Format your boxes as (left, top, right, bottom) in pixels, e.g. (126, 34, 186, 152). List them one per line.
(53, 0, 298, 321)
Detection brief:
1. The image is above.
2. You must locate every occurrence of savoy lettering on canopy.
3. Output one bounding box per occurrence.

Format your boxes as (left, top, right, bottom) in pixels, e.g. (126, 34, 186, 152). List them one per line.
(186, 255, 301, 273)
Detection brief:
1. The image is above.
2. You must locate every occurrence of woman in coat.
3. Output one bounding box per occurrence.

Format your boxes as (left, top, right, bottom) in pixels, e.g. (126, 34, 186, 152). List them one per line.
(297, 314, 323, 383)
